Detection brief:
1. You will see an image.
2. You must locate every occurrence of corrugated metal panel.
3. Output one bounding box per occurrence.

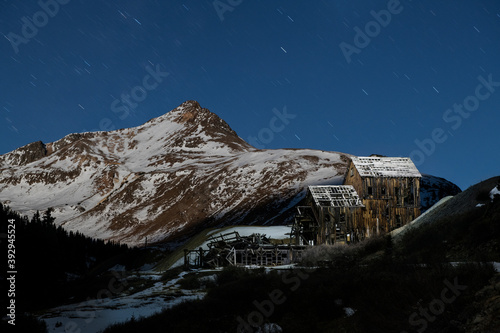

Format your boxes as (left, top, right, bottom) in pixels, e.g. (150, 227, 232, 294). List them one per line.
(351, 157, 421, 178)
(308, 185, 364, 208)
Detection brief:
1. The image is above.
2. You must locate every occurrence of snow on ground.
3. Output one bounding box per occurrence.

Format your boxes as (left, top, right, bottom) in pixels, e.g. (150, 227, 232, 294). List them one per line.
(490, 186, 500, 200)
(109, 264, 126, 272)
(39, 271, 203, 333)
(343, 307, 356, 317)
(1, 100, 348, 246)
(392, 196, 454, 240)
(450, 262, 500, 273)
(207, 225, 291, 240)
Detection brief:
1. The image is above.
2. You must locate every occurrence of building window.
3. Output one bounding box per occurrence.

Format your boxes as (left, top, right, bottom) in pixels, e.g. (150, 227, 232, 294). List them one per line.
(381, 186, 386, 196)
(368, 186, 373, 195)
(408, 180, 415, 205)
(350, 168, 354, 177)
(408, 193, 414, 205)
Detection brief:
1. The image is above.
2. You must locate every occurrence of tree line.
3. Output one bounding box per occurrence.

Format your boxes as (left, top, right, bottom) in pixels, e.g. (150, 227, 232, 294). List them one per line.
(0, 203, 131, 312)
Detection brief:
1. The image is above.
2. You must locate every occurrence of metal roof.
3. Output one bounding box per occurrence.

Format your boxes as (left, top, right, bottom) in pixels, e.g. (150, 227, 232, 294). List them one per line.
(350, 157, 421, 178)
(308, 185, 364, 208)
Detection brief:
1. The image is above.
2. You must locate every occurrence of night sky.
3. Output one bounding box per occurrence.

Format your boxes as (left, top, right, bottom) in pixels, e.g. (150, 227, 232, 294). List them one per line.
(1, 0, 499, 190)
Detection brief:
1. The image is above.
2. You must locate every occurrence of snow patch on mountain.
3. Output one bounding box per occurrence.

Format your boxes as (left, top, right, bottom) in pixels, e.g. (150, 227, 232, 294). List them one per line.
(1, 101, 460, 246)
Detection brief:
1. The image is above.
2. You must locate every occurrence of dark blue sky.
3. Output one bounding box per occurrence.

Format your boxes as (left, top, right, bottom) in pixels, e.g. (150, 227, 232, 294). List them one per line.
(1, 0, 499, 190)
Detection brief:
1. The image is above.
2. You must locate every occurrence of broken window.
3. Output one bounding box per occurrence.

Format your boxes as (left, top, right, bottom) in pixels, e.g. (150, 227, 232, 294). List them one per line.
(396, 215, 402, 228)
(408, 180, 415, 205)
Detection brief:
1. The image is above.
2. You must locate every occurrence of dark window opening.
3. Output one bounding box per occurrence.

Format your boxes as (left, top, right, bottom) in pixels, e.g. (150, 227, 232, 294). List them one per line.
(367, 186, 373, 195)
(408, 180, 416, 205)
(396, 215, 402, 228)
(394, 186, 400, 205)
(408, 193, 414, 205)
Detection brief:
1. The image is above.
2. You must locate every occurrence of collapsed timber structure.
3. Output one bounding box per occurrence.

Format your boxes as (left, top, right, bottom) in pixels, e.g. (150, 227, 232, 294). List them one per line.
(292, 156, 422, 246)
(344, 156, 421, 235)
(291, 185, 364, 245)
(183, 156, 422, 268)
(183, 231, 305, 269)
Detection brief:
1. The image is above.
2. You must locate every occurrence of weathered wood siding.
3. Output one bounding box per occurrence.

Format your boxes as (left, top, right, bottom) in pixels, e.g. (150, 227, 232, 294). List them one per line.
(303, 192, 361, 245)
(344, 160, 421, 237)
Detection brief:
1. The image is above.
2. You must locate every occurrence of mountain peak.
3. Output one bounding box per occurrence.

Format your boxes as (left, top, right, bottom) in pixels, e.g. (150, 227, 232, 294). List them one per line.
(2, 140, 47, 166)
(148, 100, 253, 152)
(179, 100, 202, 111)
(0, 99, 462, 246)
(171, 100, 214, 123)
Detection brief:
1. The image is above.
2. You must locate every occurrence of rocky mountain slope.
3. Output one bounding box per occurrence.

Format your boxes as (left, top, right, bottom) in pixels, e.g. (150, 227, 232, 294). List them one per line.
(395, 176, 499, 241)
(420, 173, 462, 211)
(0, 101, 350, 245)
(0, 100, 459, 246)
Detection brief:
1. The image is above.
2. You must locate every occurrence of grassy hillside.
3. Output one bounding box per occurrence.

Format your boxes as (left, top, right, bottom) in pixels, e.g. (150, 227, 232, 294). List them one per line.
(103, 178, 500, 333)
(0, 204, 163, 333)
(395, 176, 500, 263)
(104, 255, 496, 333)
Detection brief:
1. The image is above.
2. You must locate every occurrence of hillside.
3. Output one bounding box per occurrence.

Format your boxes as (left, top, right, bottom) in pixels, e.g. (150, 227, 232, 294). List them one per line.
(99, 176, 500, 333)
(420, 174, 462, 211)
(394, 176, 500, 262)
(0, 101, 459, 246)
(0, 101, 349, 245)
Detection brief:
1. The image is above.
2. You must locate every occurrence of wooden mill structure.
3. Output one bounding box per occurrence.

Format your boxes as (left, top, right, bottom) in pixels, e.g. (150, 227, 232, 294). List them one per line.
(183, 155, 423, 268)
(184, 231, 306, 269)
(293, 156, 422, 245)
(292, 185, 365, 245)
(343, 156, 421, 238)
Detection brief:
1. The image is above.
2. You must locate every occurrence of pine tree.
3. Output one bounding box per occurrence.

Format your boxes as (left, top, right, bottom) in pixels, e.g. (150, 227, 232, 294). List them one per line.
(42, 207, 55, 226)
(31, 210, 41, 224)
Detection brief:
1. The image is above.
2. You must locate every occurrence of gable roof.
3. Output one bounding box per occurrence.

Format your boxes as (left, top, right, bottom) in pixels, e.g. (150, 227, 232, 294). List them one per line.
(308, 185, 364, 208)
(350, 156, 421, 178)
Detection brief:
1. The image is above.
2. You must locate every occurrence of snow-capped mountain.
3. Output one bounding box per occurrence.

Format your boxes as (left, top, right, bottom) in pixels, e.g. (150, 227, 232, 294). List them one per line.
(420, 174, 462, 211)
(0, 101, 350, 245)
(0, 101, 459, 245)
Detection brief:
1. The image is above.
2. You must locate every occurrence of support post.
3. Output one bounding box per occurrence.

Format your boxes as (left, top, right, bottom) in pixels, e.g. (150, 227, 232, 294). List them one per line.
(184, 249, 189, 270)
(199, 247, 204, 268)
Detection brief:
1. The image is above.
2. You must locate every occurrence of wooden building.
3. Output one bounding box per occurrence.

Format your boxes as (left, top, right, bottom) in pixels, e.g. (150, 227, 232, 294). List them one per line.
(292, 185, 365, 246)
(343, 156, 421, 237)
(183, 231, 305, 269)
